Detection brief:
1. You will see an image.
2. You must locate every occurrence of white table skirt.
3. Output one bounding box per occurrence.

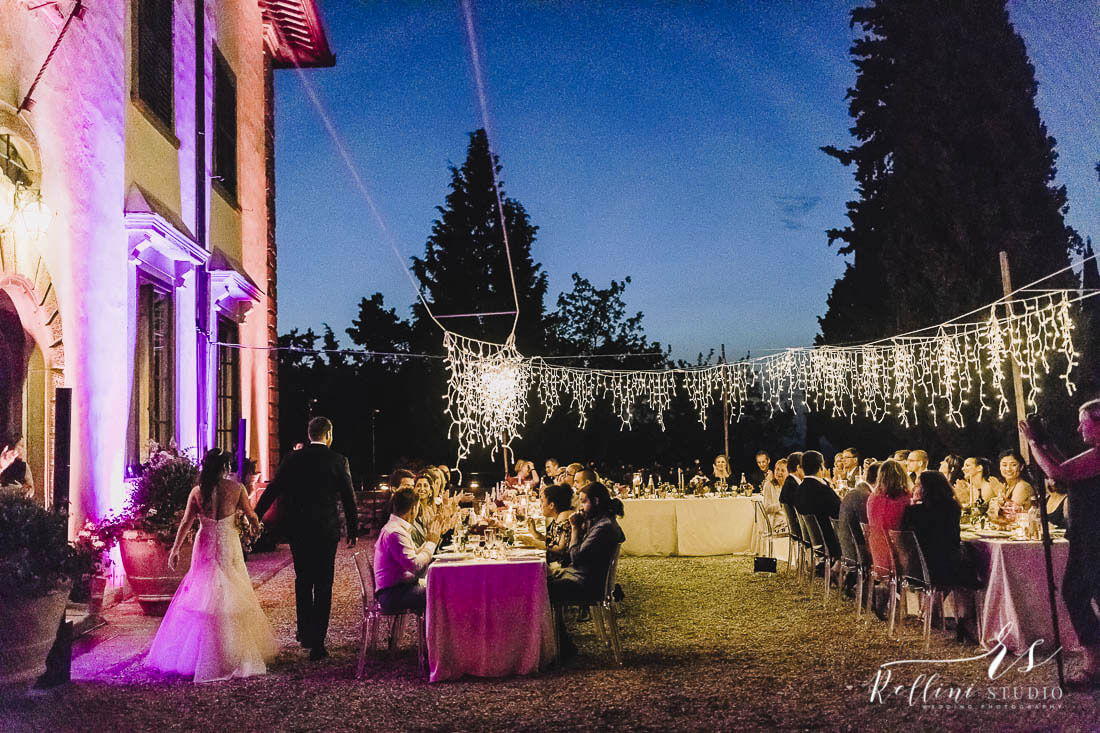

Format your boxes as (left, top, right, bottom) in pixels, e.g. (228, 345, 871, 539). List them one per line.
(966, 537, 1079, 654)
(620, 496, 760, 556)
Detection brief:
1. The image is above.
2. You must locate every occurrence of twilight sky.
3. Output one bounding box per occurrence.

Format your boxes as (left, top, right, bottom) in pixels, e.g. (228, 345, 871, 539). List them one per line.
(274, 0, 1098, 361)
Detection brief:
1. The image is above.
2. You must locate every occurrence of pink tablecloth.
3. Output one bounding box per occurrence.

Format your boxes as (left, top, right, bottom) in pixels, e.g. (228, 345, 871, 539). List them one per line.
(967, 537, 1079, 654)
(425, 558, 556, 682)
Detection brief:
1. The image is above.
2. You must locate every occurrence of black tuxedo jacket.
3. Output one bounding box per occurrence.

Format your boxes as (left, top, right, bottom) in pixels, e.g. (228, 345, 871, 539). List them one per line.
(778, 475, 800, 507)
(254, 443, 358, 544)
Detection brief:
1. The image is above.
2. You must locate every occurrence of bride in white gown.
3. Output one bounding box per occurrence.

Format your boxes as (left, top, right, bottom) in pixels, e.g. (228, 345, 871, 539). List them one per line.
(146, 448, 277, 682)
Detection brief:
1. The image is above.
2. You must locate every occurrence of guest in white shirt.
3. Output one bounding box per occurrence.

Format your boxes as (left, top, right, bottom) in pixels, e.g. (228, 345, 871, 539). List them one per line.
(374, 487, 442, 614)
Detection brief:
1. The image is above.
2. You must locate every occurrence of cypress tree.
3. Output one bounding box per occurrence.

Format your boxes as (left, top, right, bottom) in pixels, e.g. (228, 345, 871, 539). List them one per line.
(411, 129, 547, 355)
(819, 0, 1082, 344)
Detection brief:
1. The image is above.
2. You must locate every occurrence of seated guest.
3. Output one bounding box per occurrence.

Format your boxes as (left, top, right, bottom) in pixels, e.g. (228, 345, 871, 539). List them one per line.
(545, 479, 624, 655)
(543, 458, 562, 488)
(521, 483, 574, 565)
(713, 453, 734, 488)
(373, 487, 441, 614)
(902, 471, 978, 588)
(866, 459, 911, 571)
(745, 451, 770, 491)
(548, 482, 625, 658)
(906, 450, 929, 485)
(986, 449, 1035, 507)
(779, 452, 804, 541)
(561, 462, 584, 487)
(840, 461, 879, 552)
(835, 447, 860, 486)
(938, 454, 964, 485)
(793, 450, 842, 557)
(1045, 480, 1068, 529)
(762, 458, 788, 532)
(410, 473, 436, 545)
(954, 456, 991, 507)
(778, 452, 803, 507)
(0, 435, 33, 499)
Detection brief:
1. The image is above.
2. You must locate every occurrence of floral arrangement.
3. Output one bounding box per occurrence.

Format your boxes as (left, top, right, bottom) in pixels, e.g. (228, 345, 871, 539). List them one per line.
(94, 443, 199, 548)
(690, 474, 710, 495)
(69, 520, 113, 602)
(0, 495, 81, 599)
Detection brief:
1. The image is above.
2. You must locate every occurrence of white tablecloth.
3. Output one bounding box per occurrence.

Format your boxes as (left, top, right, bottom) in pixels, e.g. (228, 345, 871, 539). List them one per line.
(966, 537, 1080, 654)
(620, 496, 760, 556)
(425, 556, 556, 682)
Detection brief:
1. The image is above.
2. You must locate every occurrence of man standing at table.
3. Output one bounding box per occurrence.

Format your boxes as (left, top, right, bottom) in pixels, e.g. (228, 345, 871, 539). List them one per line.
(255, 416, 358, 660)
(374, 487, 442, 614)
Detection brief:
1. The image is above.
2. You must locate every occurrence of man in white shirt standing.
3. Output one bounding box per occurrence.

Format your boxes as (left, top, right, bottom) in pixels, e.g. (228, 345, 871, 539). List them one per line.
(374, 487, 442, 614)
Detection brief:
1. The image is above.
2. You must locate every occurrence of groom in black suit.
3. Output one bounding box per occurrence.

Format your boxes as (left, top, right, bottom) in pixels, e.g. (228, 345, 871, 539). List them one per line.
(255, 416, 358, 660)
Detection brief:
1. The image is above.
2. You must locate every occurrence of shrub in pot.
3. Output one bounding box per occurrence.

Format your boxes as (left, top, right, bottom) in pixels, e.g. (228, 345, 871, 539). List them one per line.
(0, 495, 79, 694)
(95, 444, 198, 615)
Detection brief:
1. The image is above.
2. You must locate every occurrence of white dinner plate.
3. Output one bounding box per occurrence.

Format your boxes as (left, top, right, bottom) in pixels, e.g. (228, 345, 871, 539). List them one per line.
(434, 552, 474, 561)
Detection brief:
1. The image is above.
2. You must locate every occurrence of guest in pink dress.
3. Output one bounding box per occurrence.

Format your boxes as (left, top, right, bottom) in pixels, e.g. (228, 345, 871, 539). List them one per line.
(866, 459, 912, 570)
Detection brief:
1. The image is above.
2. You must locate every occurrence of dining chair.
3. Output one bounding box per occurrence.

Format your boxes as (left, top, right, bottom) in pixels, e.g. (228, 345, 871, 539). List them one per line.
(861, 522, 900, 638)
(753, 500, 787, 565)
(831, 517, 863, 616)
(800, 513, 834, 607)
(781, 502, 809, 581)
(552, 545, 624, 666)
(352, 551, 426, 679)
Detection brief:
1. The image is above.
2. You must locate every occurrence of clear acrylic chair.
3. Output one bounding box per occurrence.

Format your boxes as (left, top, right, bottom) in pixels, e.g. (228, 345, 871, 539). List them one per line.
(798, 512, 834, 606)
(552, 545, 623, 666)
(753, 500, 787, 564)
(781, 502, 809, 581)
(831, 517, 864, 616)
(352, 551, 426, 678)
(862, 522, 899, 638)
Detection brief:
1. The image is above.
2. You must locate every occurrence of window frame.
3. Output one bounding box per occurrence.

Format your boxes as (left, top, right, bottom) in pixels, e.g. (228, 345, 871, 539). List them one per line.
(215, 316, 241, 455)
(131, 0, 178, 146)
(212, 46, 239, 205)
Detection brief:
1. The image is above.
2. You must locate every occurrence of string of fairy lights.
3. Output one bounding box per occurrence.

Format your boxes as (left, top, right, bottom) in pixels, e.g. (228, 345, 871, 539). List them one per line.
(437, 288, 1095, 459)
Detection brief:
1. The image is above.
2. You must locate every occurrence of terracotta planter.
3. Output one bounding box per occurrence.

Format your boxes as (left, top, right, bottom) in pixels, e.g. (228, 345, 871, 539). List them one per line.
(118, 531, 191, 616)
(0, 584, 71, 696)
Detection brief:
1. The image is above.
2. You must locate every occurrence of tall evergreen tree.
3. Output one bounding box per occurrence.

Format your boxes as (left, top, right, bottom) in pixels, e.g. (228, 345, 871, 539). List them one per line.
(411, 129, 548, 355)
(819, 0, 1081, 344)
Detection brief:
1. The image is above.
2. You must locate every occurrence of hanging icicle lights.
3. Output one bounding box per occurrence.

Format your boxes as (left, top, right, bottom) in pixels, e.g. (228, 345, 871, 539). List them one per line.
(443, 290, 1087, 455)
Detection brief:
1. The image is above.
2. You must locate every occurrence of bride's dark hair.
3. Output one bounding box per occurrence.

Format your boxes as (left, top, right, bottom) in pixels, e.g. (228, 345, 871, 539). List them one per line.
(199, 448, 230, 508)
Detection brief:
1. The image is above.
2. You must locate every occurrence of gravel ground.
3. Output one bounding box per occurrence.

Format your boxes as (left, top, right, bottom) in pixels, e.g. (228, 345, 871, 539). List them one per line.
(2, 545, 1097, 732)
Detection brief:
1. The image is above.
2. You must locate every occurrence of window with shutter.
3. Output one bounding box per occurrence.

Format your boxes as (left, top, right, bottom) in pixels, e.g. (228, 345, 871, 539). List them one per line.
(134, 0, 174, 129)
(215, 318, 240, 454)
(213, 49, 238, 201)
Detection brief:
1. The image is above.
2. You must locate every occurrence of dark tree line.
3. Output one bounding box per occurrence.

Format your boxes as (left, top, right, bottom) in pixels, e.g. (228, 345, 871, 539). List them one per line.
(281, 0, 1096, 480)
(279, 130, 793, 484)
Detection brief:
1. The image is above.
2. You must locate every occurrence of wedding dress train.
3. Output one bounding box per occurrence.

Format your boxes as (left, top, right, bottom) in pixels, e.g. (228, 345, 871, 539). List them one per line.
(146, 514, 277, 682)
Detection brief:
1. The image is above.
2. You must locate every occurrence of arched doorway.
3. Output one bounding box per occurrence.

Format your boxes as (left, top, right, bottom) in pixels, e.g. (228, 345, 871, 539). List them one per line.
(0, 107, 65, 508)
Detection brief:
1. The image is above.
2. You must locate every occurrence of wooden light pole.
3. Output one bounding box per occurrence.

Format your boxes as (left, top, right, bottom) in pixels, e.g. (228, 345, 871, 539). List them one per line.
(720, 344, 730, 460)
(999, 250, 1030, 461)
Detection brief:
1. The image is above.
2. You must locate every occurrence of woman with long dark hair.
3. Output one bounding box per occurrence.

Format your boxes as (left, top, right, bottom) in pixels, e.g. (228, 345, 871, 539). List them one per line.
(147, 448, 276, 682)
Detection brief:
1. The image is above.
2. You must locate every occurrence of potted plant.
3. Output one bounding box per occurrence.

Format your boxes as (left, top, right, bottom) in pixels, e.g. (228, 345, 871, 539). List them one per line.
(96, 443, 198, 615)
(0, 495, 79, 694)
(69, 520, 111, 617)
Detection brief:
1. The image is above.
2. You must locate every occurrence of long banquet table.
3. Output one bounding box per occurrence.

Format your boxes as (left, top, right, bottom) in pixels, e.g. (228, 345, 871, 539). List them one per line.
(964, 534, 1080, 655)
(619, 495, 761, 556)
(425, 550, 557, 682)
